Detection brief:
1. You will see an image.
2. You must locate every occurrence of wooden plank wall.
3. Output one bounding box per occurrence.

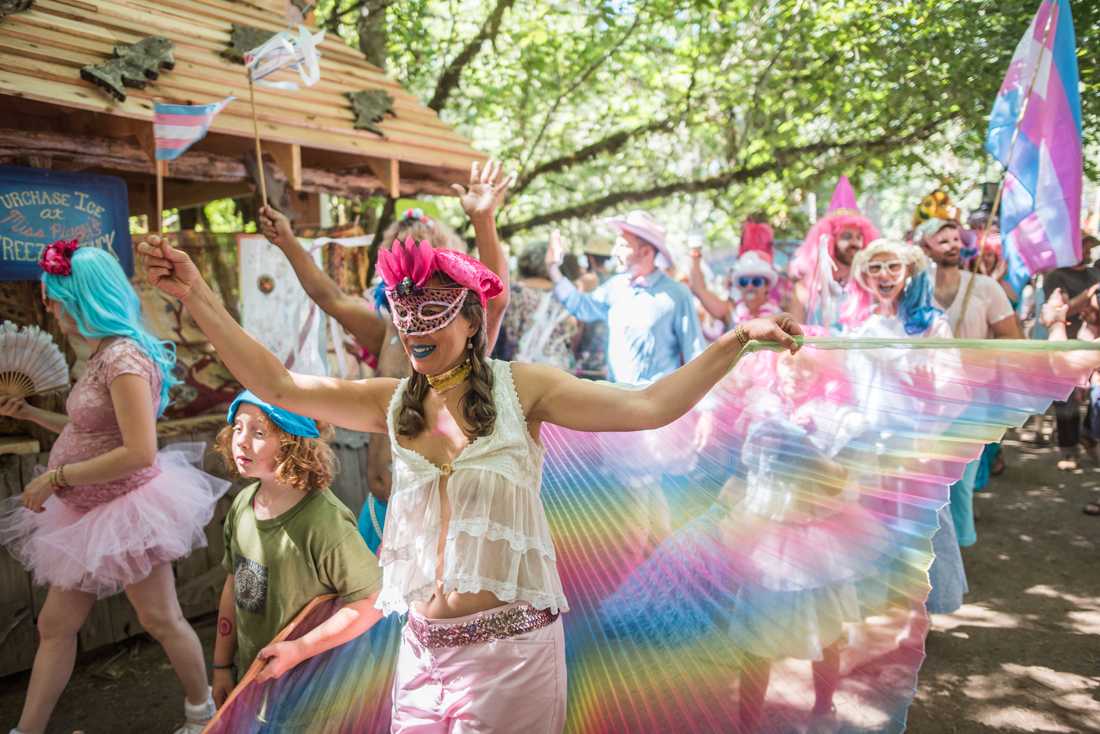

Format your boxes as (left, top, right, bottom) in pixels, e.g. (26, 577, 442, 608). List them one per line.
(0, 428, 372, 677)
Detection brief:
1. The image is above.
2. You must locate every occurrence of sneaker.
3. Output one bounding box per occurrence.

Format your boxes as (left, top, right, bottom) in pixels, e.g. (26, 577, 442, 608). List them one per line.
(172, 690, 215, 734)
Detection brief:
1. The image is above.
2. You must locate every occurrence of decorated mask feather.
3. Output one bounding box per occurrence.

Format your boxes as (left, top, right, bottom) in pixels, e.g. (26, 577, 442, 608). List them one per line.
(377, 237, 435, 297)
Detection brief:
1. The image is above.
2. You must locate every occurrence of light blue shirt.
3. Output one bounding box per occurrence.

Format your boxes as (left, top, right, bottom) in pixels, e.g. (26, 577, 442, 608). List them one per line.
(553, 270, 705, 384)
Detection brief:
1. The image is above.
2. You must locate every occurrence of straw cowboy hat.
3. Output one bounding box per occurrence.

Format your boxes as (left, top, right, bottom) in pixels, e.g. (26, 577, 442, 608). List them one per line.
(602, 210, 674, 269)
(730, 250, 779, 287)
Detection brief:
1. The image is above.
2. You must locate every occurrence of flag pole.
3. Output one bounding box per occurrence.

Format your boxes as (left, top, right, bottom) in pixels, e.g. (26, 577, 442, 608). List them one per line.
(248, 71, 268, 207)
(978, 3, 1058, 255)
(155, 159, 165, 233)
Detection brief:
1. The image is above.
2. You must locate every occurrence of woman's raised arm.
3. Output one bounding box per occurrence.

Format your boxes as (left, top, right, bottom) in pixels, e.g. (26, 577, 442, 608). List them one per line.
(138, 236, 396, 433)
(513, 315, 801, 434)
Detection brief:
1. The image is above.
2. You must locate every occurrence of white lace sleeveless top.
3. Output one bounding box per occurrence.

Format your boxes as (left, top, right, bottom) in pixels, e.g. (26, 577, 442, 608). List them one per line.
(376, 359, 568, 616)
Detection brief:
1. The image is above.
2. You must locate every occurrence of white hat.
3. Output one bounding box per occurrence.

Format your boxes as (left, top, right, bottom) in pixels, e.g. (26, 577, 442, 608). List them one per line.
(602, 210, 673, 269)
(731, 250, 778, 287)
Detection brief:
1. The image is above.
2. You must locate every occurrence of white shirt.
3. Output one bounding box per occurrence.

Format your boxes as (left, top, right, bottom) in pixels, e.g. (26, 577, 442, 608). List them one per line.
(377, 359, 568, 616)
(934, 270, 1014, 339)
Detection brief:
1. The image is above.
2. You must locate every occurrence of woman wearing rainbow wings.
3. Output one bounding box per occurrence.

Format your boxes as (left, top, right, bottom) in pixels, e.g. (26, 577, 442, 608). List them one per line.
(139, 229, 1099, 733)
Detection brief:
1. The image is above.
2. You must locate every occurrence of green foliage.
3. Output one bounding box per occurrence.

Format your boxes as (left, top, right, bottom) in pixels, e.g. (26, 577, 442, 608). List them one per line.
(203, 199, 254, 233)
(318, 0, 1099, 246)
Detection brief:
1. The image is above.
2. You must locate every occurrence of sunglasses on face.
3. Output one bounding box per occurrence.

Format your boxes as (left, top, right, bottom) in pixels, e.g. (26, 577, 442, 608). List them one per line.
(737, 276, 767, 288)
(864, 260, 904, 276)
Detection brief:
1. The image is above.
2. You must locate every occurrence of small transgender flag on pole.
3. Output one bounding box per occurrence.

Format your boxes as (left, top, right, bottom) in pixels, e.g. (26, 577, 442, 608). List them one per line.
(148, 96, 233, 232)
(153, 96, 235, 161)
(985, 0, 1082, 293)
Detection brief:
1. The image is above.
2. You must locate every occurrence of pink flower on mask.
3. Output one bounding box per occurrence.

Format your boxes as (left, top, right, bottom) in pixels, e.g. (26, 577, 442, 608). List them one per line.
(378, 237, 435, 296)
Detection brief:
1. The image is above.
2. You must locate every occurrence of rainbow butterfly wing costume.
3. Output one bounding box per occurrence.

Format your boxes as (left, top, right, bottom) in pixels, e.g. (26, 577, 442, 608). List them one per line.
(208, 247, 1100, 733)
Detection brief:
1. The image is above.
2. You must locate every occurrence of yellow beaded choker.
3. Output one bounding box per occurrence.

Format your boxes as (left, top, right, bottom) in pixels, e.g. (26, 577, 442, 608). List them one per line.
(427, 359, 471, 393)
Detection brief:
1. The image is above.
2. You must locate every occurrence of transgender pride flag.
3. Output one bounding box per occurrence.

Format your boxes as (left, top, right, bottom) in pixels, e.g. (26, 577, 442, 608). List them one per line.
(986, 0, 1082, 288)
(153, 96, 235, 161)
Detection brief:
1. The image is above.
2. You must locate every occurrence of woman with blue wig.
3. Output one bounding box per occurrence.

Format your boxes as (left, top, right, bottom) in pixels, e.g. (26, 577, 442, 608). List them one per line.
(0, 241, 230, 734)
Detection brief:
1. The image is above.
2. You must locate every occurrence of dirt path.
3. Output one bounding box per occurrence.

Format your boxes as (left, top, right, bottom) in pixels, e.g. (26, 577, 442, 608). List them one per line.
(906, 431, 1100, 733)
(2, 431, 1098, 733)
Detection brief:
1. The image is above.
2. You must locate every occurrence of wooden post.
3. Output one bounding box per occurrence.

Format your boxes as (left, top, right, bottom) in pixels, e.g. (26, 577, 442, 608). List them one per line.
(155, 158, 165, 232)
(248, 73, 268, 207)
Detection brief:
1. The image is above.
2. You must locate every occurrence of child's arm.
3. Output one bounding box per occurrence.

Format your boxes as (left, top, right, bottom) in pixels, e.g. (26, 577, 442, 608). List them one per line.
(212, 575, 238, 707)
(254, 595, 382, 682)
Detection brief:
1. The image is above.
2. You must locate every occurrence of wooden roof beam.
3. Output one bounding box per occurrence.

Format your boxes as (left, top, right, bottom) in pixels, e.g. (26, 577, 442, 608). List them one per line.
(265, 141, 301, 191)
(0, 128, 453, 198)
(365, 157, 400, 199)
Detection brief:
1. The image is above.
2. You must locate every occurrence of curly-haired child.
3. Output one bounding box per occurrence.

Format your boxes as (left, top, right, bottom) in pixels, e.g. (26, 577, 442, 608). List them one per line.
(209, 391, 382, 708)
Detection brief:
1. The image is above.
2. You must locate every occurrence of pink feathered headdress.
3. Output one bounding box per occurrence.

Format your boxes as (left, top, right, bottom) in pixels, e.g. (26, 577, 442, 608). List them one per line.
(377, 237, 503, 307)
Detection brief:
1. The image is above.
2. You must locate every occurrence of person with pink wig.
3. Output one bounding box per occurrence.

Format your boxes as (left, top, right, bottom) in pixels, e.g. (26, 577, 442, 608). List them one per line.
(787, 176, 880, 326)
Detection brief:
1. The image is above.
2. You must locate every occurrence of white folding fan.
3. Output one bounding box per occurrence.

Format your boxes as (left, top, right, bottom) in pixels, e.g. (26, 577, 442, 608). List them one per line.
(0, 321, 70, 398)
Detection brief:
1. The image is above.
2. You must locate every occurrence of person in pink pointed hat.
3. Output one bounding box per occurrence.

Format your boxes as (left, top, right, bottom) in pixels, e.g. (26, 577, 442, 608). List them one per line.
(788, 176, 881, 325)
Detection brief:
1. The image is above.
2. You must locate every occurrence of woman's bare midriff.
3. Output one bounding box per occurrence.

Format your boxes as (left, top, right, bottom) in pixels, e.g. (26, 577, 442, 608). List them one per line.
(413, 469, 508, 620)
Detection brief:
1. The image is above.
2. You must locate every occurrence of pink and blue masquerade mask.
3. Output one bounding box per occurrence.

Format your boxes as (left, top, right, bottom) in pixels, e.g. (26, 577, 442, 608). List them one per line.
(377, 237, 503, 336)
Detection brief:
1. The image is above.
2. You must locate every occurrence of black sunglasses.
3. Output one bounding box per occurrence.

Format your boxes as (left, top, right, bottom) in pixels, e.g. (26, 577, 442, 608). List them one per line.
(737, 276, 768, 288)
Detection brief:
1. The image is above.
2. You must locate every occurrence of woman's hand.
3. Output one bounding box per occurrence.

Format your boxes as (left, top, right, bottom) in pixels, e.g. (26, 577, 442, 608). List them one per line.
(212, 668, 236, 708)
(736, 313, 802, 353)
(1041, 288, 1069, 328)
(0, 396, 30, 420)
(544, 229, 565, 275)
(255, 639, 305, 682)
(259, 206, 295, 250)
(137, 236, 202, 301)
(22, 470, 55, 513)
(451, 159, 516, 221)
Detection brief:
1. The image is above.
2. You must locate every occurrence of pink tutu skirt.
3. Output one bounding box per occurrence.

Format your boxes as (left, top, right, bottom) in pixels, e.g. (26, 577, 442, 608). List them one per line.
(0, 443, 230, 598)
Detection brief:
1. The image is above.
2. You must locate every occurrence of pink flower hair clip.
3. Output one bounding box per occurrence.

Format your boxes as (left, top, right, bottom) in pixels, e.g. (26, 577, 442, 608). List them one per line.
(39, 239, 80, 276)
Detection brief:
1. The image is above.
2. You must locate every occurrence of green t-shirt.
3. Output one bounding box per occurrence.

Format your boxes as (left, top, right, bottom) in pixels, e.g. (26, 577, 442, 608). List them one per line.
(222, 482, 382, 671)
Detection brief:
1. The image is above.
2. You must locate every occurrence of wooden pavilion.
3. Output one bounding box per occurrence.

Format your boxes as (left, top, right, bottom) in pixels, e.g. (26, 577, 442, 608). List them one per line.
(0, 0, 485, 677)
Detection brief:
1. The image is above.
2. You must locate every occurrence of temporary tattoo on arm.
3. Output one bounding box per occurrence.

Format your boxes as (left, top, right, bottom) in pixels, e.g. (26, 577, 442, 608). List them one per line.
(218, 616, 233, 637)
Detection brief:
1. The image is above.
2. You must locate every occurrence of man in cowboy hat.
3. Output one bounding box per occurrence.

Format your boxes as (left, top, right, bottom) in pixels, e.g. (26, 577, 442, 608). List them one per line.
(546, 210, 704, 384)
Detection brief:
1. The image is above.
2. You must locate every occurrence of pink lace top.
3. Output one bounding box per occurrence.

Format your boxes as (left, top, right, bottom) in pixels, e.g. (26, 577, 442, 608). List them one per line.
(49, 339, 163, 513)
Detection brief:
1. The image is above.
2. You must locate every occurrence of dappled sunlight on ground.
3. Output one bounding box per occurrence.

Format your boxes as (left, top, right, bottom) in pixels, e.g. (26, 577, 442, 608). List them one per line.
(908, 432, 1100, 733)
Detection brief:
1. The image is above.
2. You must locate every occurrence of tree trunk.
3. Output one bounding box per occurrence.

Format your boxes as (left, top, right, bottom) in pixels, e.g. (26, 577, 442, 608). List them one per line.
(357, 1, 389, 69)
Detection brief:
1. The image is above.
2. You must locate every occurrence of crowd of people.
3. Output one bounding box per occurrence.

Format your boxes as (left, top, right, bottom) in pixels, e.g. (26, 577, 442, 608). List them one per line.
(0, 161, 1097, 734)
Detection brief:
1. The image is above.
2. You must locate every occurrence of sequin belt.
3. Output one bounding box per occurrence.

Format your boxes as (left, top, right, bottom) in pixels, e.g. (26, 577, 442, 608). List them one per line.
(407, 604, 559, 649)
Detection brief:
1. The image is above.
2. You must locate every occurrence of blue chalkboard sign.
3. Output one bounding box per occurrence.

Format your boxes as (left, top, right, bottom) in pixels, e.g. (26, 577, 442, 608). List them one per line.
(0, 166, 132, 281)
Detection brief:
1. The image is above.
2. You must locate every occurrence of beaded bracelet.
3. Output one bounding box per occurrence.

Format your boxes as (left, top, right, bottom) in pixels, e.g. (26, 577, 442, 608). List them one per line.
(55, 464, 70, 489)
(212, 662, 235, 670)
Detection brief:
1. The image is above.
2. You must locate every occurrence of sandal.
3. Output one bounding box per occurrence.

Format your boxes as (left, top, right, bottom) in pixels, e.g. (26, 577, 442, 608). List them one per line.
(1084, 502, 1100, 516)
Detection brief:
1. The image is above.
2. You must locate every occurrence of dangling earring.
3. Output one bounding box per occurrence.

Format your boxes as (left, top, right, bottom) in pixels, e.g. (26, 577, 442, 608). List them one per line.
(466, 339, 473, 351)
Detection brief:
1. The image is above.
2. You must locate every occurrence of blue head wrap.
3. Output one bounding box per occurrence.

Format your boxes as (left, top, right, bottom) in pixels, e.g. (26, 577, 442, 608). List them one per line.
(227, 390, 320, 438)
(899, 270, 940, 335)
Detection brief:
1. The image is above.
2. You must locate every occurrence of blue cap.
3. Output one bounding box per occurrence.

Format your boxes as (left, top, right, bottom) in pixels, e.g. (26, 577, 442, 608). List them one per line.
(227, 390, 320, 438)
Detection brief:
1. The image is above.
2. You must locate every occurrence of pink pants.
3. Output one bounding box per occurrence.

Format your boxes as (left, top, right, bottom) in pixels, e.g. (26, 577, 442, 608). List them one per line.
(391, 603, 567, 733)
